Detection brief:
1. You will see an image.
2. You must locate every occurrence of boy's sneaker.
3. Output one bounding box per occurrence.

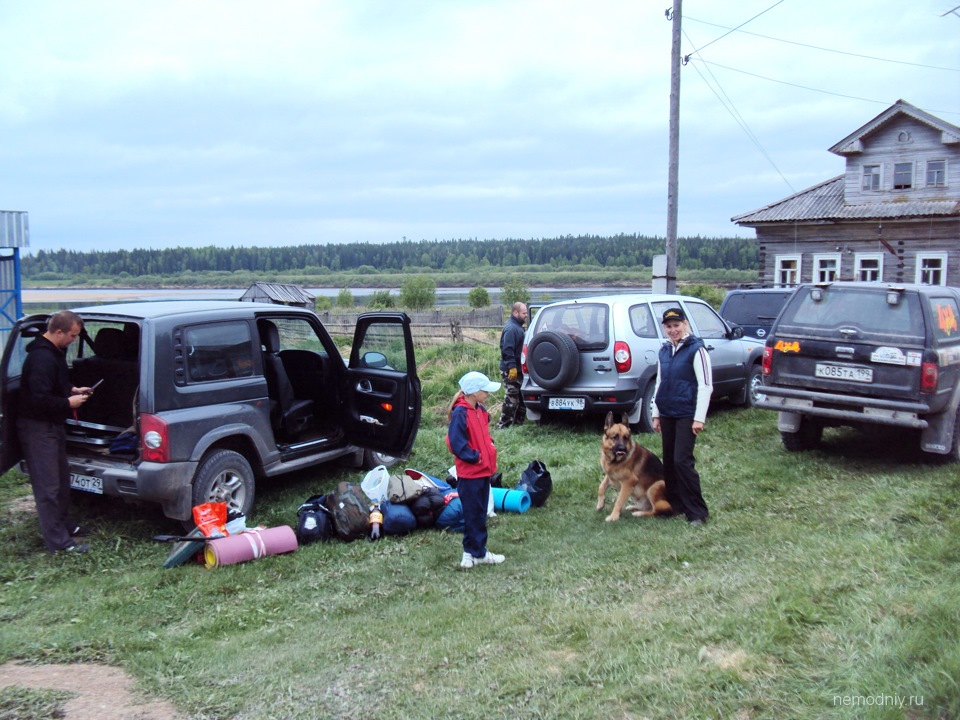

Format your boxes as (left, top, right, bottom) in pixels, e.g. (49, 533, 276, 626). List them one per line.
(64, 543, 90, 554)
(460, 552, 476, 569)
(476, 551, 505, 565)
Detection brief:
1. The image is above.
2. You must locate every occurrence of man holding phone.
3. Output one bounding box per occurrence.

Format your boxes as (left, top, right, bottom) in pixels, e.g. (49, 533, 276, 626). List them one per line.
(17, 311, 95, 553)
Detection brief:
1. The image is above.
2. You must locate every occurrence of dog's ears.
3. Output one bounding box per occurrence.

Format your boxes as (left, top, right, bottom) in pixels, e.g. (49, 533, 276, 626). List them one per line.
(604, 411, 615, 429)
(621, 413, 630, 427)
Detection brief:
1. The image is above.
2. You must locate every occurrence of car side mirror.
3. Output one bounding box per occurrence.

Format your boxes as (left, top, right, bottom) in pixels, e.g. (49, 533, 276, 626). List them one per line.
(728, 324, 744, 340)
(361, 351, 388, 369)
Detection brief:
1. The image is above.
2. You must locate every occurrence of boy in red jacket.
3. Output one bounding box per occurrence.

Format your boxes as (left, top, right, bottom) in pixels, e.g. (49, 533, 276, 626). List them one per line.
(447, 371, 505, 569)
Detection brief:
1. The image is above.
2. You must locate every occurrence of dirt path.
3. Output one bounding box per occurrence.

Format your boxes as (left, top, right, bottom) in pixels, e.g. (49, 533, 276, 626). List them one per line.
(0, 662, 183, 720)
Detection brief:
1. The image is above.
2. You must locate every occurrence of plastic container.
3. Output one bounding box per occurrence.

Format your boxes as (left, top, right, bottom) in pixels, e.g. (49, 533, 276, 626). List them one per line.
(361, 465, 390, 503)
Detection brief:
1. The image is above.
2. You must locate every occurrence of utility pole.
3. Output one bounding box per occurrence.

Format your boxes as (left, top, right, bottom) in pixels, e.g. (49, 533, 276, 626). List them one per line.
(664, 0, 682, 294)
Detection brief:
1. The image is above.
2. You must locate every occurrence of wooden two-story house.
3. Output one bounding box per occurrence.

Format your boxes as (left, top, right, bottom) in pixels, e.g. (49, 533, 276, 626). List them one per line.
(732, 100, 960, 287)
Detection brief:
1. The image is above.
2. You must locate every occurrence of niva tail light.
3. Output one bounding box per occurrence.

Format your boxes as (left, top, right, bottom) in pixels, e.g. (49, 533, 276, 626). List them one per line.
(762, 347, 773, 375)
(614, 341, 631, 373)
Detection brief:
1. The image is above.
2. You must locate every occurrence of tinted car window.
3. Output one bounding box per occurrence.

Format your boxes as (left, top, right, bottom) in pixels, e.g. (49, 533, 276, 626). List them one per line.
(184, 321, 254, 383)
(777, 287, 924, 342)
(355, 322, 409, 373)
(721, 292, 791, 326)
(629, 303, 658, 339)
(534, 303, 609, 351)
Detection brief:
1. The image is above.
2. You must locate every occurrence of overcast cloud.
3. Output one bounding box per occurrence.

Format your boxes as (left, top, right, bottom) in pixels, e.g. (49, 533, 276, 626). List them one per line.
(0, 1, 957, 254)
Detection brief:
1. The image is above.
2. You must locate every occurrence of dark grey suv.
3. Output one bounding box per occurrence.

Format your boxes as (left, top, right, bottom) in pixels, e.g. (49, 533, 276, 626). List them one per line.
(758, 282, 960, 460)
(1, 301, 421, 521)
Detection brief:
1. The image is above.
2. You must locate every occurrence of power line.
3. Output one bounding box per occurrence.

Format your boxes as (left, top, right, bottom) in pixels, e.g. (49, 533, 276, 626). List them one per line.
(688, 0, 788, 54)
(682, 29, 795, 193)
(693, 59, 960, 117)
(687, 16, 960, 73)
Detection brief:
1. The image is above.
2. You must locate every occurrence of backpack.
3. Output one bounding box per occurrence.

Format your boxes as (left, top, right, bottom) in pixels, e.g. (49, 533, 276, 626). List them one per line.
(295, 494, 335, 544)
(387, 473, 429, 504)
(517, 460, 552, 508)
(325, 482, 371, 541)
(409, 486, 446, 528)
(435, 491, 464, 533)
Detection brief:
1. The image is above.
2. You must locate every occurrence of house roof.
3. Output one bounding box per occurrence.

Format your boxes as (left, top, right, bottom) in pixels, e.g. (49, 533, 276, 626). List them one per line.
(829, 99, 960, 156)
(731, 176, 960, 226)
(241, 282, 316, 305)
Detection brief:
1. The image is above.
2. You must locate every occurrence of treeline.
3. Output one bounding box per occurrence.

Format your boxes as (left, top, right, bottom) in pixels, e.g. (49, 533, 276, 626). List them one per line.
(23, 234, 757, 278)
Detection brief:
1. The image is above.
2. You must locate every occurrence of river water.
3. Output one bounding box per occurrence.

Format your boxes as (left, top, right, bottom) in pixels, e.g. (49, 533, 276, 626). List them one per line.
(23, 286, 649, 310)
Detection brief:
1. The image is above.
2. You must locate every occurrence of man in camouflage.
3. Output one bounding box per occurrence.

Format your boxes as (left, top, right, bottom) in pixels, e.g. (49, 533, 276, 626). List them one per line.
(497, 302, 528, 429)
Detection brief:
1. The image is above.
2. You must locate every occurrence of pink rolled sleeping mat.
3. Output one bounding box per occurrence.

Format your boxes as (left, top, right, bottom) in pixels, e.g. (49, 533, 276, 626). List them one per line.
(204, 526, 298, 569)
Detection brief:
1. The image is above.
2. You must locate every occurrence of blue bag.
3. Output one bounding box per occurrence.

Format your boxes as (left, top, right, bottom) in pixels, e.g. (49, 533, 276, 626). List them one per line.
(435, 491, 464, 533)
(380, 500, 417, 536)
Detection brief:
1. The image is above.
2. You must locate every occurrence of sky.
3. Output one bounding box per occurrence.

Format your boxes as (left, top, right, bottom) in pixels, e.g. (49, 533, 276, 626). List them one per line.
(0, 0, 957, 254)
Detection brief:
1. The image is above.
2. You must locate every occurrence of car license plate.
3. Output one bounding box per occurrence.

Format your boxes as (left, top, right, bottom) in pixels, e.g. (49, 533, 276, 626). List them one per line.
(814, 363, 873, 383)
(548, 397, 586, 411)
(69, 473, 103, 494)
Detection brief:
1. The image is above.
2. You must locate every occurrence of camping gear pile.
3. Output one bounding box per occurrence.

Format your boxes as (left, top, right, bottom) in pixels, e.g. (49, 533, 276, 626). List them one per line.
(295, 462, 553, 545)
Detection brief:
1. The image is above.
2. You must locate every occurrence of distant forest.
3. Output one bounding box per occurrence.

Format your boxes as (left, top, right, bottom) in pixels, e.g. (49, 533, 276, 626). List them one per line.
(23, 235, 757, 278)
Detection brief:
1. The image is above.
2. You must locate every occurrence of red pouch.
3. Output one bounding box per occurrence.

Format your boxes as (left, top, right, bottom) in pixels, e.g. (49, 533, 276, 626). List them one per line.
(192, 502, 228, 538)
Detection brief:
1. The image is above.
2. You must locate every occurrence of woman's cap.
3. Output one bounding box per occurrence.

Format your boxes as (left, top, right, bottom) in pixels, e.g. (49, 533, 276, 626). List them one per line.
(661, 307, 686, 323)
(459, 371, 501, 395)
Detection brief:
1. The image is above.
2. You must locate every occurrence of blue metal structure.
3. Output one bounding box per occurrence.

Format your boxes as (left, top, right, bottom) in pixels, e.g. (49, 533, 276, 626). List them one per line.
(0, 211, 29, 349)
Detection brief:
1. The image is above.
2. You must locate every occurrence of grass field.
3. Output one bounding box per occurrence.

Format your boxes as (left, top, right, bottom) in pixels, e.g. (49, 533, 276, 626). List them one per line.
(1, 339, 958, 719)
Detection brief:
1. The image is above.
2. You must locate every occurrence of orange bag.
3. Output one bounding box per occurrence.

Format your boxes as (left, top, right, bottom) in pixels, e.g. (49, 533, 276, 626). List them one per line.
(192, 502, 228, 538)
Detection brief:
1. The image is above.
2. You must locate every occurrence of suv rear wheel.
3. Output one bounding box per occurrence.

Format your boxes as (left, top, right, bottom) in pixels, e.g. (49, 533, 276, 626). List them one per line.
(634, 380, 656, 433)
(192, 449, 256, 518)
(781, 418, 823, 452)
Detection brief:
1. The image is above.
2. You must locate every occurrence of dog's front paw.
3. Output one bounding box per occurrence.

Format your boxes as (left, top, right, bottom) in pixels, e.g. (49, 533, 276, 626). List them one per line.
(604, 513, 619, 522)
(595, 501, 605, 512)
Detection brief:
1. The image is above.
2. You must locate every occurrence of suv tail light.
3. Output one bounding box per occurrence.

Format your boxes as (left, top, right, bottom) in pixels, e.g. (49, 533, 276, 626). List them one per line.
(521, 344, 528, 375)
(762, 346, 773, 375)
(920, 360, 938, 394)
(140, 413, 170, 463)
(613, 341, 631, 373)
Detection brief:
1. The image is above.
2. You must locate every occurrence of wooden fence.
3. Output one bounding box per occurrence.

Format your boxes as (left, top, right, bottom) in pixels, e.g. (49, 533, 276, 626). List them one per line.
(316, 306, 505, 345)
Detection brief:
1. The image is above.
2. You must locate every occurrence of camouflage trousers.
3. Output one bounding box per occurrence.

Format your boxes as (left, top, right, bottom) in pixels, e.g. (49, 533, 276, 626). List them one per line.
(497, 371, 526, 428)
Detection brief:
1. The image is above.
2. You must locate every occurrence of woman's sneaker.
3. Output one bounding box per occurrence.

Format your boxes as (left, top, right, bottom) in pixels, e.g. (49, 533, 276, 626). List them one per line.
(476, 551, 505, 565)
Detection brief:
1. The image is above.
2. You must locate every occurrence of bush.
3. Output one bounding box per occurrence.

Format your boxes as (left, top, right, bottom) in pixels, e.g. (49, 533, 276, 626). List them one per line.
(400, 276, 436, 311)
(336, 287, 354, 308)
(368, 290, 395, 309)
(467, 286, 490, 309)
(680, 283, 725, 310)
(501, 279, 530, 307)
(314, 296, 332, 311)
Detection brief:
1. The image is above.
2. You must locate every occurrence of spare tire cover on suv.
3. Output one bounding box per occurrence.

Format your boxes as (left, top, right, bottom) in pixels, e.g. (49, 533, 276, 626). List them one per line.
(526, 331, 580, 390)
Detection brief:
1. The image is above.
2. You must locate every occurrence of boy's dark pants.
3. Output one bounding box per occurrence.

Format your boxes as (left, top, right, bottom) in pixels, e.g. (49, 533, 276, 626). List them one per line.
(457, 475, 491, 558)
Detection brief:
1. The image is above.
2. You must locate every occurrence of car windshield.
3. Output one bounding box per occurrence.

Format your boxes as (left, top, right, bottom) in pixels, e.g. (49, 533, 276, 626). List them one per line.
(534, 303, 609, 351)
(777, 287, 925, 343)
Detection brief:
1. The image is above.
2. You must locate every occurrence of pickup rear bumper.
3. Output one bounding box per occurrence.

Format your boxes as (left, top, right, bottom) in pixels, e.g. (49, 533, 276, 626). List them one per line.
(756, 385, 930, 430)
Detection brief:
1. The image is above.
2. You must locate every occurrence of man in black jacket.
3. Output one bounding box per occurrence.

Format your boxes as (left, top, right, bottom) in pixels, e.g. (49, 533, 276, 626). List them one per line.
(18, 311, 94, 553)
(497, 302, 528, 429)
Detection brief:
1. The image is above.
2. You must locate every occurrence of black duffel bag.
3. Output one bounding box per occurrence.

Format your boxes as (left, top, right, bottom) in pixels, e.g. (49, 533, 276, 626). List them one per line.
(517, 460, 552, 508)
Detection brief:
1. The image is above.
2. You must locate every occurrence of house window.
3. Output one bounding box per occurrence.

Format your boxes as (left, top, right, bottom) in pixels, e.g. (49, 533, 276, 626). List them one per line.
(927, 159, 946, 188)
(775, 255, 801, 287)
(862, 164, 881, 191)
(916, 253, 947, 286)
(813, 253, 841, 283)
(855, 253, 883, 282)
(893, 162, 913, 190)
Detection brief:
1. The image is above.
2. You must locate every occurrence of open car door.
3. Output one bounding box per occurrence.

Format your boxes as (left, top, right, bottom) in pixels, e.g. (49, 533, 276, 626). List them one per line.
(343, 312, 421, 457)
(0, 315, 50, 476)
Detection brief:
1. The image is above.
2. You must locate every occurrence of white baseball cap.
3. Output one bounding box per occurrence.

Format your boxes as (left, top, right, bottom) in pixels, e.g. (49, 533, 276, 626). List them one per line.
(459, 371, 501, 395)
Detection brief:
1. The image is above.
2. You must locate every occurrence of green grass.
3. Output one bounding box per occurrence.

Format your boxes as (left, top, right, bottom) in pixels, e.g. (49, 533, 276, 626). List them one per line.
(1, 340, 958, 719)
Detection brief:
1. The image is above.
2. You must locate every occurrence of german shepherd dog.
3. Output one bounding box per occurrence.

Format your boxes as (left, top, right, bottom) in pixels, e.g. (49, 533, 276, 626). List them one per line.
(597, 412, 672, 522)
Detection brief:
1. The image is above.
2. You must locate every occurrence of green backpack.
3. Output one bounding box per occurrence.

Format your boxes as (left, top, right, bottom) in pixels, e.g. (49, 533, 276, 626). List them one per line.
(325, 482, 370, 541)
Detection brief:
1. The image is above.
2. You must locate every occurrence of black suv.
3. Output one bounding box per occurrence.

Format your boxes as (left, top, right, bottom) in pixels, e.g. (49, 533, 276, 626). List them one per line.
(1, 301, 421, 521)
(719, 287, 794, 341)
(757, 283, 960, 460)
